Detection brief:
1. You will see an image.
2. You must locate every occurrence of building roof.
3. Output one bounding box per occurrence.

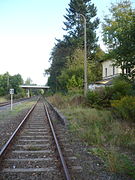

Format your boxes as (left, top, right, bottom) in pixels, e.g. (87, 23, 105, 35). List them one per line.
(95, 78, 113, 85)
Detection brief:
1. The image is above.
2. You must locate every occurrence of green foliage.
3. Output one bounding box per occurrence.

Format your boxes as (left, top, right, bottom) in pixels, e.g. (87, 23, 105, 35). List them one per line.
(68, 75, 80, 88)
(112, 77, 132, 99)
(102, 1, 135, 79)
(62, 107, 135, 149)
(50, 46, 103, 93)
(86, 90, 100, 106)
(0, 72, 9, 96)
(112, 96, 135, 122)
(89, 60, 102, 82)
(63, 0, 99, 56)
(61, 106, 135, 178)
(58, 48, 84, 92)
(86, 87, 114, 108)
(49, 93, 135, 177)
(46, 40, 72, 92)
(0, 72, 24, 97)
(87, 77, 133, 108)
(10, 74, 24, 94)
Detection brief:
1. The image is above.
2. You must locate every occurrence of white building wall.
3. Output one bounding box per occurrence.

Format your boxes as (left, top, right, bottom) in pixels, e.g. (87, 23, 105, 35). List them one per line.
(102, 60, 122, 79)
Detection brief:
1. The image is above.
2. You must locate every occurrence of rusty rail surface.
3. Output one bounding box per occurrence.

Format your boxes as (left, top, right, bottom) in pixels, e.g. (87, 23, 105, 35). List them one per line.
(44, 102, 71, 180)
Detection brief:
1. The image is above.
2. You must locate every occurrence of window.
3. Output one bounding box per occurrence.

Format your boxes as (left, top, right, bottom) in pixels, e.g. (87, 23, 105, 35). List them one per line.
(126, 68, 131, 74)
(105, 68, 107, 77)
(113, 66, 115, 75)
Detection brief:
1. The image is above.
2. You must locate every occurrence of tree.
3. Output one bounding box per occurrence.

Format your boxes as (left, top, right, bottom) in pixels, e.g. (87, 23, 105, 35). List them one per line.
(58, 48, 102, 92)
(25, 77, 33, 85)
(10, 74, 24, 94)
(102, 0, 135, 79)
(46, 0, 100, 92)
(58, 48, 84, 92)
(0, 75, 5, 96)
(63, 0, 99, 57)
(0, 72, 24, 96)
(0, 72, 10, 94)
(45, 0, 102, 93)
(91, 46, 105, 82)
(45, 39, 73, 92)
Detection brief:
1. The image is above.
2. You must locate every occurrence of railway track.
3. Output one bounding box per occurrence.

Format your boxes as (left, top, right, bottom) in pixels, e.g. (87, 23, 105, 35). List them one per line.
(0, 98, 72, 180)
(0, 102, 10, 107)
(0, 98, 30, 108)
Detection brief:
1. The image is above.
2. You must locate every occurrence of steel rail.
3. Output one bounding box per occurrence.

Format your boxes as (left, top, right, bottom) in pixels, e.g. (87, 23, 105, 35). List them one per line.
(0, 98, 39, 160)
(0, 102, 9, 107)
(0, 97, 31, 107)
(44, 103, 71, 180)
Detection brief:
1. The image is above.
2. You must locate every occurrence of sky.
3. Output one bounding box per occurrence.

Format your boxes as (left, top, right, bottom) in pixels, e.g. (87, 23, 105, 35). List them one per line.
(0, 0, 135, 85)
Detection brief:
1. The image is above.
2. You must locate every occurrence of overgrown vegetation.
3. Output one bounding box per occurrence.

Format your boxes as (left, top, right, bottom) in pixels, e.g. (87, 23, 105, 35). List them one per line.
(48, 93, 135, 178)
(60, 107, 135, 149)
(89, 147, 135, 178)
(112, 96, 135, 123)
(86, 76, 135, 123)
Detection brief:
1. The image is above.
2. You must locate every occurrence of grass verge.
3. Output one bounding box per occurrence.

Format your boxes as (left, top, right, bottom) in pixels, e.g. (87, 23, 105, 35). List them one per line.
(0, 97, 7, 103)
(48, 94, 135, 178)
(0, 101, 36, 121)
(60, 107, 135, 178)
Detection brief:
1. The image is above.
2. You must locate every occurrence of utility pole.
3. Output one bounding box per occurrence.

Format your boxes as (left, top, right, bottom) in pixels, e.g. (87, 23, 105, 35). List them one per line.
(7, 74, 9, 93)
(78, 14, 87, 96)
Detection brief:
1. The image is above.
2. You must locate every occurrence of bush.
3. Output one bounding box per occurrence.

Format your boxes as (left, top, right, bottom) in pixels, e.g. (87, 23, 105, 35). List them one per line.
(111, 96, 135, 122)
(112, 77, 132, 100)
(86, 90, 100, 106)
(87, 87, 114, 108)
(87, 77, 133, 108)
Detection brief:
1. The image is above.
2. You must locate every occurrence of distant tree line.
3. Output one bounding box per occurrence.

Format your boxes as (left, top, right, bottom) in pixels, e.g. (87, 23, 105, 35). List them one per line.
(0, 73, 41, 98)
(0, 72, 24, 97)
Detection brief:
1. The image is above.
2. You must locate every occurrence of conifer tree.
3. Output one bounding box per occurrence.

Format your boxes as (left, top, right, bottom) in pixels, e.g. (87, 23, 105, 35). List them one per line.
(63, 0, 99, 58)
(46, 0, 101, 92)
